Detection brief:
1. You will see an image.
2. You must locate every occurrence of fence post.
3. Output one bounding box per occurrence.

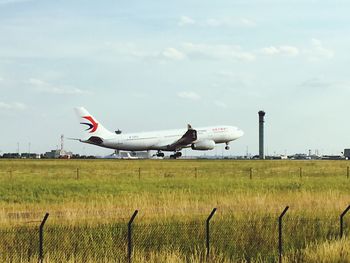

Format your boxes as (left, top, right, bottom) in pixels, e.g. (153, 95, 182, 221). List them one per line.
(340, 205, 350, 238)
(347, 166, 349, 179)
(195, 167, 198, 178)
(39, 213, 49, 263)
(278, 206, 289, 263)
(206, 208, 217, 261)
(76, 168, 79, 180)
(250, 168, 253, 179)
(138, 168, 141, 180)
(299, 168, 302, 178)
(128, 210, 138, 263)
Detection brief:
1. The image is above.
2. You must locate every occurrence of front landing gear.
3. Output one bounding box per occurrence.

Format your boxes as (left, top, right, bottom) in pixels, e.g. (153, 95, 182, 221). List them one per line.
(170, 152, 182, 159)
(225, 142, 230, 150)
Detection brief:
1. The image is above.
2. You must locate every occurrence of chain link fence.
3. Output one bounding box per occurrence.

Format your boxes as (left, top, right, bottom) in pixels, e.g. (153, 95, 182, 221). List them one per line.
(0, 209, 349, 262)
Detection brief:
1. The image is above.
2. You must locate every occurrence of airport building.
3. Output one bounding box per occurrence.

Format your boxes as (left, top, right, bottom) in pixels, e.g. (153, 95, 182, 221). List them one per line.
(44, 149, 72, 159)
(44, 135, 73, 159)
(20, 153, 41, 159)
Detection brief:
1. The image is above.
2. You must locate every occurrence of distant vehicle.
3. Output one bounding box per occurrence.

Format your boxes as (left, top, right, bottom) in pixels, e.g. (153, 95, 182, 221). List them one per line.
(74, 107, 244, 158)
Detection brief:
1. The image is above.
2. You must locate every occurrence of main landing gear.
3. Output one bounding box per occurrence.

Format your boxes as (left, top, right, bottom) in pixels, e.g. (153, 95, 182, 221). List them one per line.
(170, 152, 182, 159)
(156, 151, 165, 157)
(225, 142, 230, 150)
(155, 151, 182, 159)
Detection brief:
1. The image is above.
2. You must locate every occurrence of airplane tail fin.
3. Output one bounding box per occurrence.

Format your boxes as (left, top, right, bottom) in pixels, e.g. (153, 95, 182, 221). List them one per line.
(74, 107, 114, 139)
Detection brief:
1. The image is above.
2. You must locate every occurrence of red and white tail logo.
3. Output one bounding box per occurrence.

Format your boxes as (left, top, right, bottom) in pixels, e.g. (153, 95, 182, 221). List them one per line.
(80, 116, 99, 133)
(75, 107, 113, 138)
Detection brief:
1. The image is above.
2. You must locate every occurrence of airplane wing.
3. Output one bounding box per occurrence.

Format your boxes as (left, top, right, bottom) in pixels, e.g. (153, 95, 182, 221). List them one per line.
(165, 124, 197, 151)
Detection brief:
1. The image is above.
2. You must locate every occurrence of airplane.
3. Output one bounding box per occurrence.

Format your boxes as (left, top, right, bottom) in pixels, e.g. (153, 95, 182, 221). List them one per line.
(74, 107, 244, 158)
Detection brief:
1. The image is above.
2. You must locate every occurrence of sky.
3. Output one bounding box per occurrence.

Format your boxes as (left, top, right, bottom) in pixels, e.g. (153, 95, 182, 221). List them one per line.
(0, 0, 350, 156)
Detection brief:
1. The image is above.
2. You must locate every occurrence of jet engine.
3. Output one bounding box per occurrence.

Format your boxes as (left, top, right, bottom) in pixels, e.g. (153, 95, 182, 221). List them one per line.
(191, 140, 215, 150)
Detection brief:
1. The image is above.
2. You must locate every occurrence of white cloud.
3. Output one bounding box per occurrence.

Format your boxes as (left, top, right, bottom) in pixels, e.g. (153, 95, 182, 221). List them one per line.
(0, 102, 26, 111)
(260, 47, 279, 55)
(182, 43, 255, 62)
(301, 77, 331, 90)
(205, 17, 256, 28)
(104, 42, 160, 60)
(107, 43, 186, 62)
(260, 46, 299, 56)
(0, 77, 3, 81)
(103, 41, 254, 62)
(206, 18, 223, 27)
(301, 77, 350, 91)
(336, 81, 350, 91)
(28, 78, 91, 95)
(306, 38, 334, 61)
(104, 39, 331, 64)
(259, 40, 333, 61)
(214, 100, 228, 108)
(239, 18, 257, 28)
(277, 46, 299, 56)
(178, 16, 196, 26)
(28, 78, 47, 86)
(177, 91, 201, 101)
(162, 48, 186, 60)
(38, 86, 88, 95)
(311, 38, 322, 46)
(178, 16, 256, 28)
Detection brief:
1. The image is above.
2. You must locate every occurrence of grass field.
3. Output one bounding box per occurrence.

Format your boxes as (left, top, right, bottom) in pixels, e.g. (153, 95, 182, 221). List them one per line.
(1, 159, 350, 262)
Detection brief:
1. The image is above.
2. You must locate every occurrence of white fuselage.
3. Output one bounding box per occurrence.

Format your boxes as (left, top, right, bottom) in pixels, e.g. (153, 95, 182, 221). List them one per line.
(93, 125, 243, 151)
(75, 106, 244, 154)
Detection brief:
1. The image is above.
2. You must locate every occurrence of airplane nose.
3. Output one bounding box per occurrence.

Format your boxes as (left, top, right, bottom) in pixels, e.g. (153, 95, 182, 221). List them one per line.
(237, 129, 244, 137)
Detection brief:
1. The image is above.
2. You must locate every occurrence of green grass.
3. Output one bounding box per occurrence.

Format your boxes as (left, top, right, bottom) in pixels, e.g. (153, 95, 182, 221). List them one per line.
(0, 159, 350, 262)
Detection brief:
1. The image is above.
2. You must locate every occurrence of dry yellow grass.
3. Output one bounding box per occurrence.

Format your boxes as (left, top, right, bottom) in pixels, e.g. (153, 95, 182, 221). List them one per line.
(1, 159, 350, 223)
(1, 159, 350, 262)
